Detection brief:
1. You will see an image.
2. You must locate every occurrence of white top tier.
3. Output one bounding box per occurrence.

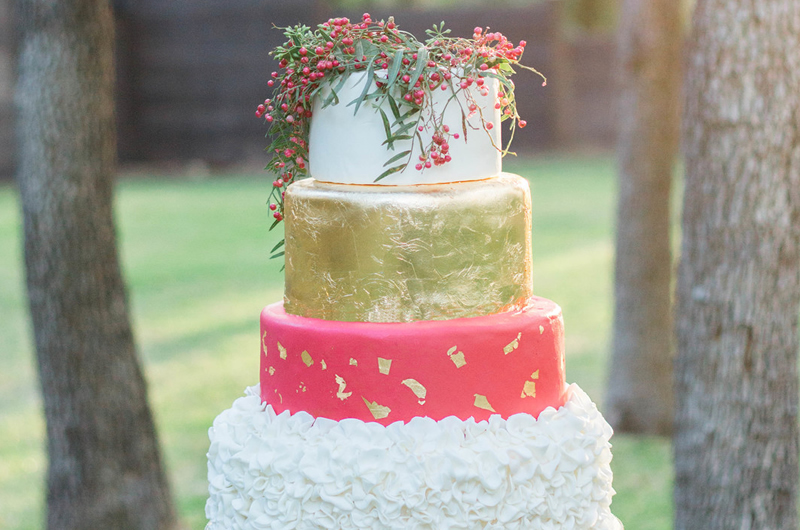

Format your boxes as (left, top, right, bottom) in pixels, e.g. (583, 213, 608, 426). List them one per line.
(308, 71, 501, 185)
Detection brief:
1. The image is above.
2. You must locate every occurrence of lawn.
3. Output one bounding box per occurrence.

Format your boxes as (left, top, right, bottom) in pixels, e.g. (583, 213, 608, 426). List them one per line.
(0, 155, 672, 529)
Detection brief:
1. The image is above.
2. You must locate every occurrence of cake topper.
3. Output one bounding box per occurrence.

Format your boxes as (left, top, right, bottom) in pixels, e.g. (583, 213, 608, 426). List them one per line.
(258, 14, 545, 231)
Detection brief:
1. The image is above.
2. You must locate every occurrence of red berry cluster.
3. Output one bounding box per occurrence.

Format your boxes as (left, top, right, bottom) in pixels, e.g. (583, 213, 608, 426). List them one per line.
(258, 15, 545, 224)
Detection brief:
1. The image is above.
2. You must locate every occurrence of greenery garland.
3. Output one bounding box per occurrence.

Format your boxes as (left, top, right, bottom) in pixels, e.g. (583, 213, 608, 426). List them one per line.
(257, 13, 545, 236)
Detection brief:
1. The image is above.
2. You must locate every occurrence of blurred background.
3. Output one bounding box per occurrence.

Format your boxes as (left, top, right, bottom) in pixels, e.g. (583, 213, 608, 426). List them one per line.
(0, 0, 691, 529)
(0, 0, 632, 180)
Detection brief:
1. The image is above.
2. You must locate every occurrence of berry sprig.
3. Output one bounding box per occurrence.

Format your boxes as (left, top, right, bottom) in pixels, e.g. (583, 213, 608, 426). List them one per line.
(257, 14, 545, 230)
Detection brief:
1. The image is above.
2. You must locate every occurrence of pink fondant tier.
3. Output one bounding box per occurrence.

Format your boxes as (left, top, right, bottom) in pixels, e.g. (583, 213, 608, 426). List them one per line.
(259, 296, 567, 425)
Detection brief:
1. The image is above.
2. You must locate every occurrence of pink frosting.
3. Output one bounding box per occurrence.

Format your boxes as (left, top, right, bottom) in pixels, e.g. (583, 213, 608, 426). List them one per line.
(259, 297, 567, 425)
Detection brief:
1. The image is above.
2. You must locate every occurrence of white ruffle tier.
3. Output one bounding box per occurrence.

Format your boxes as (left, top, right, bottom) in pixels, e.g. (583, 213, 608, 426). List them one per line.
(206, 384, 623, 530)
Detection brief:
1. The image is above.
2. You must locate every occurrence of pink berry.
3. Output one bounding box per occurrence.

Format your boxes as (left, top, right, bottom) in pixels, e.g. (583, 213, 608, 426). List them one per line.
(273, 180, 282, 187)
(424, 161, 432, 168)
(415, 163, 423, 171)
(267, 80, 274, 86)
(299, 47, 308, 56)
(453, 133, 459, 139)
(519, 120, 527, 128)
(274, 212, 283, 221)
(269, 203, 277, 211)
(486, 122, 494, 130)
(266, 115, 274, 122)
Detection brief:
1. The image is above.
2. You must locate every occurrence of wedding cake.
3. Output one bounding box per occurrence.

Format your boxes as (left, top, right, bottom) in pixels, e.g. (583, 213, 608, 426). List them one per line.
(206, 15, 622, 529)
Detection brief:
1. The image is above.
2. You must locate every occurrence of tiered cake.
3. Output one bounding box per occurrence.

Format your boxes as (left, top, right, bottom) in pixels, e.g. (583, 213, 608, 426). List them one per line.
(207, 16, 622, 529)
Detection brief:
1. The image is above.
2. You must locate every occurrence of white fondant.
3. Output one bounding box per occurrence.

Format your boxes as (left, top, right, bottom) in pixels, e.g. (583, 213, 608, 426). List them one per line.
(206, 384, 623, 530)
(308, 70, 502, 185)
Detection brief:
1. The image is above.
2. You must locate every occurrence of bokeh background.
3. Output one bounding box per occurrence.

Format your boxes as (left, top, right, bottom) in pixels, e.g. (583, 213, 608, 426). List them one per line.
(0, 1, 688, 528)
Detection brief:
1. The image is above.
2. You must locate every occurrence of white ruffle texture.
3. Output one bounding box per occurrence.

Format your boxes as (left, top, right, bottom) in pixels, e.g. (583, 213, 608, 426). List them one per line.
(206, 384, 623, 530)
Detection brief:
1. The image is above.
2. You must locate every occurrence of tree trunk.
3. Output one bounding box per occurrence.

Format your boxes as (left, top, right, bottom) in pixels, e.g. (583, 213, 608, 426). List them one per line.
(606, 0, 680, 435)
(674, 1, 800, 529)
(14, 1, 178, 528)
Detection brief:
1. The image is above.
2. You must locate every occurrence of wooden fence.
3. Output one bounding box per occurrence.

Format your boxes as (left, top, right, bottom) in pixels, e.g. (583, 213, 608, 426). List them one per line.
(0, 0, 618, 179)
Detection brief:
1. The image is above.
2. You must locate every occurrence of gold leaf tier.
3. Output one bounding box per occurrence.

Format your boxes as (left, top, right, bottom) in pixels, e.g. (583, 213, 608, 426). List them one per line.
(283, 174, 533, 322)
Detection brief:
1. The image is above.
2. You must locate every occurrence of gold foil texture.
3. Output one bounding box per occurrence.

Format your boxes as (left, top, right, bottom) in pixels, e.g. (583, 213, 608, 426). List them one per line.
(283, 174, 533, 322)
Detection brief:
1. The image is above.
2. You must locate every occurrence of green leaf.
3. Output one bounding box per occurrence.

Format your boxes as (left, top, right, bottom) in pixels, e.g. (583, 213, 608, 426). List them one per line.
(269, 218, 281, 231)
(349, 58, 375, 115)
(391, 107, 420, 127)
(387, 49, 404, 88)
(498, 62, 515, 74)
(480, 70, 515, 92)
(322, 72, 351, 108)
(383, 149, 411, 167)
(270, 239, 285, 253)
(408, 47, 428, 92)
(322, 87, 339, 108)
(381, 134, 412, 146)
(374, 164, 405, 182)
(394, 120, 416, 135)
(378, 107, 394, 150)
(387, 95, 401, 121)
(270, 251, 285, 260)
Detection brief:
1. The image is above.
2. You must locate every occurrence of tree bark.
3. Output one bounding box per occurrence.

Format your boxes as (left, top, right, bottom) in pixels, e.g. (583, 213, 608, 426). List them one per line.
(14, 1, 178, 528)
(674, 1, 800, 529)
(606, 0, 681, 435)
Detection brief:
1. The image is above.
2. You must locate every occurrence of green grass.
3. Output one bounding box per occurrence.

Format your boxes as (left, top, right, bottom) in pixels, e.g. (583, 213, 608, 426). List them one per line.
(0, 155, 672, 529)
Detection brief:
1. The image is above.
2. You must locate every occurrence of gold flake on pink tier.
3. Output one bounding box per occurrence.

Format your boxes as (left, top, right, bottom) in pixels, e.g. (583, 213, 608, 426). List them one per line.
(378, 358, 392, 375)
(539, 325, 544, 334)
(521, 369, 540, 398)
(362, 397, 391, 420)
(301, 350, 314, 367)
(261, 331, 268, 356)
(474, 394, 496, 412)
(349, 358, 358, 366)
(298, 382, 307, 393)
(335, 375, 352, 400)
(277, 342, 287, 360)
(503, 332, 523, 355)
(321, 359, 327, 370)
(401, 379, 427, 405)
(268, 366, 275, 376)
(447, 345, 466, 368)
